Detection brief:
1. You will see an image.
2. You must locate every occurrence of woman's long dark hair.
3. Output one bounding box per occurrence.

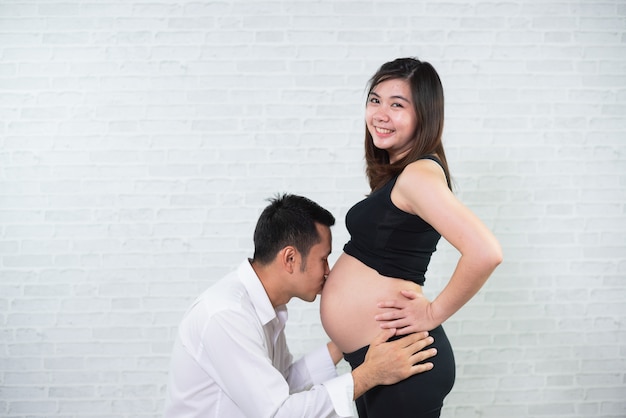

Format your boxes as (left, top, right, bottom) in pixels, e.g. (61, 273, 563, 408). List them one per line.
(364, 57, 452, 191)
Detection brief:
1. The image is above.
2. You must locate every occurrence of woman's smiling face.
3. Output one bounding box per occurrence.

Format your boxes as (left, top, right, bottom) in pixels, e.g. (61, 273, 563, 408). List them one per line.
(365, 78, 418, 163)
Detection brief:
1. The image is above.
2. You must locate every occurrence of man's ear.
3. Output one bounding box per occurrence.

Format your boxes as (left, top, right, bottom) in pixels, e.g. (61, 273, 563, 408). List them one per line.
(281, 246, 297, 274)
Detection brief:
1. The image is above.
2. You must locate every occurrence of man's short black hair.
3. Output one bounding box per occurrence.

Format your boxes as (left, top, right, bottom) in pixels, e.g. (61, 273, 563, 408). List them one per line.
(252, 194, 335, 265)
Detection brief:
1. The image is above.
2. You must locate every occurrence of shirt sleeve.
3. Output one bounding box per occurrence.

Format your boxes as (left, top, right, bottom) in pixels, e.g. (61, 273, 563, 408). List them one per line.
(280, 340, 336, 392)
(305, 345, 355, 416)
(304, 344, 341, 385)
(284, 343, 356, 416)
(203, 310, 355, 418)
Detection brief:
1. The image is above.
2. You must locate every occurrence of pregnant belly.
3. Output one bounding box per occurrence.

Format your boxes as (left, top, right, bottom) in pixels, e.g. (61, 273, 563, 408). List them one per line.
(320, 252, 423, 353)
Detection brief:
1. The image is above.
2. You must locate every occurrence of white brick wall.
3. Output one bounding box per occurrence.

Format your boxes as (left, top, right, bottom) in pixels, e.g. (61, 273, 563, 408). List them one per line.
(1, 1, 625, 417)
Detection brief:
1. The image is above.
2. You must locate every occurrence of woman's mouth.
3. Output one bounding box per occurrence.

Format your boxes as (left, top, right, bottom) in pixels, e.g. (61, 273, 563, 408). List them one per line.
(375, 126, 394, 135)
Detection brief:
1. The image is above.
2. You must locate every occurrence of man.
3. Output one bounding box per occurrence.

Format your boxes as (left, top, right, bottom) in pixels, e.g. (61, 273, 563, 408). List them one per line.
(164, 194, 436, 417)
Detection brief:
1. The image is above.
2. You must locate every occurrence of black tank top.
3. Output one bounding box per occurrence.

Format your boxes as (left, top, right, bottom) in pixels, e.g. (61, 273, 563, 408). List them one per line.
(343, 156, 445, 285)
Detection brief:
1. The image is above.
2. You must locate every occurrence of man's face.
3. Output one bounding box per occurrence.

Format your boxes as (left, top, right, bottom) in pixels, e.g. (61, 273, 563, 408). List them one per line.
(294, 223, 332, 302)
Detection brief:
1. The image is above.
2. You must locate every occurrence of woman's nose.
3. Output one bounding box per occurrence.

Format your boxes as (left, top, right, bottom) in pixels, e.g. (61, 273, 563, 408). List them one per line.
(373, 109, 389, 123)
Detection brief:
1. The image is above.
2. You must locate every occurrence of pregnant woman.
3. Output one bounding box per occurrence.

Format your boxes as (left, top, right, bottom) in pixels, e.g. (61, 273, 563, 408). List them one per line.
(320, 57, 503, 418)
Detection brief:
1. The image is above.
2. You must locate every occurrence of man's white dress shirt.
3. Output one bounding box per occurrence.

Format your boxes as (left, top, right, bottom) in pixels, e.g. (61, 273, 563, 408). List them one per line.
(164, 260, 355, 417)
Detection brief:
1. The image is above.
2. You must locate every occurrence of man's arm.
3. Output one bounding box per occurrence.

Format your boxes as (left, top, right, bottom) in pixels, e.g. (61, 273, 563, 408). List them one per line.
(206, 312, 434, 416)
(206, 311, 352, 417)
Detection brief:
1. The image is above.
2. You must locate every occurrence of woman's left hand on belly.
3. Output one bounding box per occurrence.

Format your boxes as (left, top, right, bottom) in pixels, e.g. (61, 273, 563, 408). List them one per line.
(374, 290, 437, 335)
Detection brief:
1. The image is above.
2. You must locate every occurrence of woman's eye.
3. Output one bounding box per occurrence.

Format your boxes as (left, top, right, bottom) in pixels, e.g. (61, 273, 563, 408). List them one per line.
(368, 97, 380, 104)
(391, 102, 403, 108)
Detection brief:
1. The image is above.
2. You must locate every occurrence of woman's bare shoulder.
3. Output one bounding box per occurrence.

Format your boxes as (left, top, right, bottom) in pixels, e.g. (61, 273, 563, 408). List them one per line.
(399, 158, 447, 188)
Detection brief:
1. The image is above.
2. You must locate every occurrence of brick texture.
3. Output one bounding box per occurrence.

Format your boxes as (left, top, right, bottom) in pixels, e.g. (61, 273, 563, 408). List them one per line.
(1, 1, 625, 417)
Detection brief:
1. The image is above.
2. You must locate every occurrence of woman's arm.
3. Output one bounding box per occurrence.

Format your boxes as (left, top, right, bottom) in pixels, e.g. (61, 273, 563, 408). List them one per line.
(376, 159, 503, 334)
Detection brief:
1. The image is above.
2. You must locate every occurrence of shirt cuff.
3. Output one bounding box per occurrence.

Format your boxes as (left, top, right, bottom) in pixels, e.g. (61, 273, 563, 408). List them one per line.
(322, 373, 355, 417)
(304, 344, 338, 384)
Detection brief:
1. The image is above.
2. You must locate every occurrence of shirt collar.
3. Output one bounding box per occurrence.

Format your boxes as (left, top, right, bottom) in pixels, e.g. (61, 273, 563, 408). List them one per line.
(238, 259, 288, 327)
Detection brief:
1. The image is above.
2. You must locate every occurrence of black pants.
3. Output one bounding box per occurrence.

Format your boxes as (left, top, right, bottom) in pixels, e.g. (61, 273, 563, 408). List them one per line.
(343, 325, 455, 418)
